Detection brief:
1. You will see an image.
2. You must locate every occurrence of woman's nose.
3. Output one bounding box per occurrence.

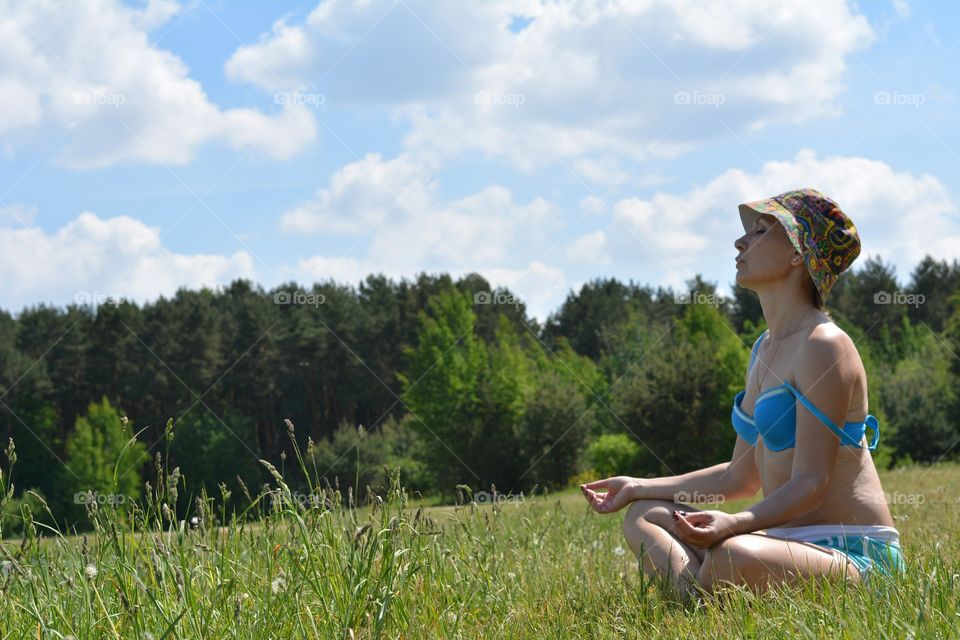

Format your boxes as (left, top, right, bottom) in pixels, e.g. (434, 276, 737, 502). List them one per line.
(734, 234, 747, 252)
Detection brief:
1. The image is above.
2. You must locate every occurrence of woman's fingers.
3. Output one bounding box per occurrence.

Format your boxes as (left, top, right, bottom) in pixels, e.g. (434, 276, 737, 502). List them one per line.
(672, 512, 697, 537)
(581, 479, 609, 491)
(683, 512, 710, 527)
(673, 511, 713, 546)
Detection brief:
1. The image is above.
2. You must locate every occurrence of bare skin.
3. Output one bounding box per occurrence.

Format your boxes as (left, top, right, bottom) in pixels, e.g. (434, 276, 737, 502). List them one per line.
(581, 212, 895, 602)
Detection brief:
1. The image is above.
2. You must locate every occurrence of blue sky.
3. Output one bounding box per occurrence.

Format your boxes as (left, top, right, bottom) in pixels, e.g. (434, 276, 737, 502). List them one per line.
(1, 0, 957, 321)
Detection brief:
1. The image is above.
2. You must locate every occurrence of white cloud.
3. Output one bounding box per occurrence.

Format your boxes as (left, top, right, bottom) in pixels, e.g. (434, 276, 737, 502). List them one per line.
(890, 0, 911, 18)
(225, 0, 873, 168)
(0, 211, 255, 310)
(481, 260, 568, 319)
(579, 195, 607, 216)
(605, 149, 959, 294)
(0, 203, 37, 226)
(280, 151, 436, 235)
(279, 151, 560, 271)
(0, 0, 316, 168)
(276, 148, 570, 320)
(566, 230, 611, 265)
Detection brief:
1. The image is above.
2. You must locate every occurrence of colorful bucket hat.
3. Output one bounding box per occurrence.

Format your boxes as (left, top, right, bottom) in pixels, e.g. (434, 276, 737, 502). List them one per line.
(738, 188, 861, 305)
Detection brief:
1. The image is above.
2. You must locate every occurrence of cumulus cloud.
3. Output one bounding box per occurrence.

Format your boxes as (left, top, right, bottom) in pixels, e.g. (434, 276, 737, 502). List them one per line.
(275, 149, 569, 320)
(225, 0, 873, 168)
(0, 211, 255, 310)
(607, 149, 959, 293)
(0, 0, 316, 168)
(566, 231, 610, 265)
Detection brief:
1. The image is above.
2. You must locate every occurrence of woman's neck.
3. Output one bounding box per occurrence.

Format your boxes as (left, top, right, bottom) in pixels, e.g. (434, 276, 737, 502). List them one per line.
(757, 292, 822, 338)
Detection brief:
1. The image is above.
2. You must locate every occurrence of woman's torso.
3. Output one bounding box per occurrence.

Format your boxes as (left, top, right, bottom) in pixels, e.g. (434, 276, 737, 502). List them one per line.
(741, 322, 895, 528)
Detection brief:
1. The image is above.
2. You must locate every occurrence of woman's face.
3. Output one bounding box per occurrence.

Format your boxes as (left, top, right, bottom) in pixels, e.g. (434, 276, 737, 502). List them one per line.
(734, 213, 800, 290)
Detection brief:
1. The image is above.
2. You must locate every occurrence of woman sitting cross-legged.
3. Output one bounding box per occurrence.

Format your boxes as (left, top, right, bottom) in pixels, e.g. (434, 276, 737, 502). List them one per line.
(581, 189, 905, 603)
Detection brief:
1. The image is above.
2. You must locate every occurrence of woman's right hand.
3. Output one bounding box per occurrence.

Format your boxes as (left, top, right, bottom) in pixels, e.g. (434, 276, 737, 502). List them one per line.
(580, 476, 640, 514)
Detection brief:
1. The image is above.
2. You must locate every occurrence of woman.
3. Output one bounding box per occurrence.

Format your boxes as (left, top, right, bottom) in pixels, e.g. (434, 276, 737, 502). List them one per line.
(580, 189, 905, 602)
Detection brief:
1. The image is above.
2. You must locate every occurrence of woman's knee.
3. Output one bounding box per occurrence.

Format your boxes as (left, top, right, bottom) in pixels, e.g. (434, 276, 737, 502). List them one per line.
(622, 499, 666, 534)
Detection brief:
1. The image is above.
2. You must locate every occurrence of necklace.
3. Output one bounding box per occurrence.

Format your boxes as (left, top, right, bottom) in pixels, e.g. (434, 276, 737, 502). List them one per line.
(754, 307, 816, 396)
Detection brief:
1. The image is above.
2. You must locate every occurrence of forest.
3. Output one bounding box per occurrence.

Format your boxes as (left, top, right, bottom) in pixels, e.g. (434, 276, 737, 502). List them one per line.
(2, 254, 959, 531)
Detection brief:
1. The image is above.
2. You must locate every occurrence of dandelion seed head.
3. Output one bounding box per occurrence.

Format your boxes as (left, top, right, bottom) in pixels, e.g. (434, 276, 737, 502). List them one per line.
(271, 571, 287, 594)
(84, 564, 98, 580)
(613, 545, 626, 556)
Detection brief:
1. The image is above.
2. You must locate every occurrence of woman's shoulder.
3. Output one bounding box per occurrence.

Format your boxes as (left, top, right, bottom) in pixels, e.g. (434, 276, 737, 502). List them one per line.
(797, 322, 863, 382)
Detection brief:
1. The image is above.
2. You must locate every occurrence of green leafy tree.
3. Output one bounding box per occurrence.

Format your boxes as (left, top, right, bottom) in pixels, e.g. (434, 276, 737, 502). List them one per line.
(64, 397, 148, 525)
(169, 408, 264, 517)
(397, 289, 486, 497)
(612, 299, 745, 476)
(880, 330, 958, 465)
(585, 433, 642, 478)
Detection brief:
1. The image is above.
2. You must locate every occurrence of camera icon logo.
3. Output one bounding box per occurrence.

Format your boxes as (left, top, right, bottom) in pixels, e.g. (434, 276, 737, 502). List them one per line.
(274, 291, 292, 304)
(474, 291, 492, 304)
(474, 491, 492, 504)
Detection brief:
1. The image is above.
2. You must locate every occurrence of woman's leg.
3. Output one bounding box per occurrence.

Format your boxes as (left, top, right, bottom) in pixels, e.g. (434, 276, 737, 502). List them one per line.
(698, 533, 862, 594)
(622, 499, 707, 601)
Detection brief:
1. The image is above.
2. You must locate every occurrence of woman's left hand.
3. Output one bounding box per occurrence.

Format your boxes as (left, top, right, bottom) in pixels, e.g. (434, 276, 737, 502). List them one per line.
(672, 509, 740, 548)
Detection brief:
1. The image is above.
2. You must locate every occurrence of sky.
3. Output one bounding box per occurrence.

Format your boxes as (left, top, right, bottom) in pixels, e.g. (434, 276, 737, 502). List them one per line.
(1, 0, 958, 322)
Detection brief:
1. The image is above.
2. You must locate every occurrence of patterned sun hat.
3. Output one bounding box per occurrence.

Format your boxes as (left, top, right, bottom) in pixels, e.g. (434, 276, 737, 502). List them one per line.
(738, 188, 861, 305)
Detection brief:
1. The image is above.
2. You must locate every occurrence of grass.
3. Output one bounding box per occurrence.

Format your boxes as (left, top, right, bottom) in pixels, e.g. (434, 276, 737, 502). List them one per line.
(1, 436, 959, 638)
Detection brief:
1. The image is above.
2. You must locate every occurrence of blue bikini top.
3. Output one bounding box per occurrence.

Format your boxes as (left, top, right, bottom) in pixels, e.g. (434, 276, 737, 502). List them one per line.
(730, 330, 880, 452)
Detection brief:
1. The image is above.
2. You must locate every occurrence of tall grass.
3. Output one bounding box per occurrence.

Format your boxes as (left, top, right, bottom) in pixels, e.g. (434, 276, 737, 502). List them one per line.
(0, 426, 958, 638)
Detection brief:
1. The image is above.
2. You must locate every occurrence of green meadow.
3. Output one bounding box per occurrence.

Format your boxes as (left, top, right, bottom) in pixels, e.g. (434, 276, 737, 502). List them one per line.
(2, 439, 957, 640)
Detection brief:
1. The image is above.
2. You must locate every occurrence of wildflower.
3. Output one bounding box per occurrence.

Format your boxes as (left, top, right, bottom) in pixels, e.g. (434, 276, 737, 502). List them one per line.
(84, 564, 98, 581)
(592, 540, 602, 550)
(507, 572, 517, 580)
(613, 546, 626, 557)
(271, 570, 287, 594)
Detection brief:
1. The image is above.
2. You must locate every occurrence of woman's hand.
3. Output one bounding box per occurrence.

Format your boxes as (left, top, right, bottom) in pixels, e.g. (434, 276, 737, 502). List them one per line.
(580, 476, 639, 514)
(671, 509, 740, 548)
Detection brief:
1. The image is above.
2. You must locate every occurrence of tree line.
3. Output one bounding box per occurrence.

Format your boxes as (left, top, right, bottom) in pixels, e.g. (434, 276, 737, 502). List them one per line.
(2, 255, 959, 531)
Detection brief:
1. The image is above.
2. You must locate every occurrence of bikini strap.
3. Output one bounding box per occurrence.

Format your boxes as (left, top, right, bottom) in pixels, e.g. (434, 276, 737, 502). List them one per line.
(783, 381, 877, 449)
(864, 415, 880, 450)
(747, 330, 768, 374)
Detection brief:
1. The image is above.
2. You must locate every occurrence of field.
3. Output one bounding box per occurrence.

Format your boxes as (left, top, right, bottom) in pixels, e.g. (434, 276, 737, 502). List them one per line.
(1, 460, 958, 639)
